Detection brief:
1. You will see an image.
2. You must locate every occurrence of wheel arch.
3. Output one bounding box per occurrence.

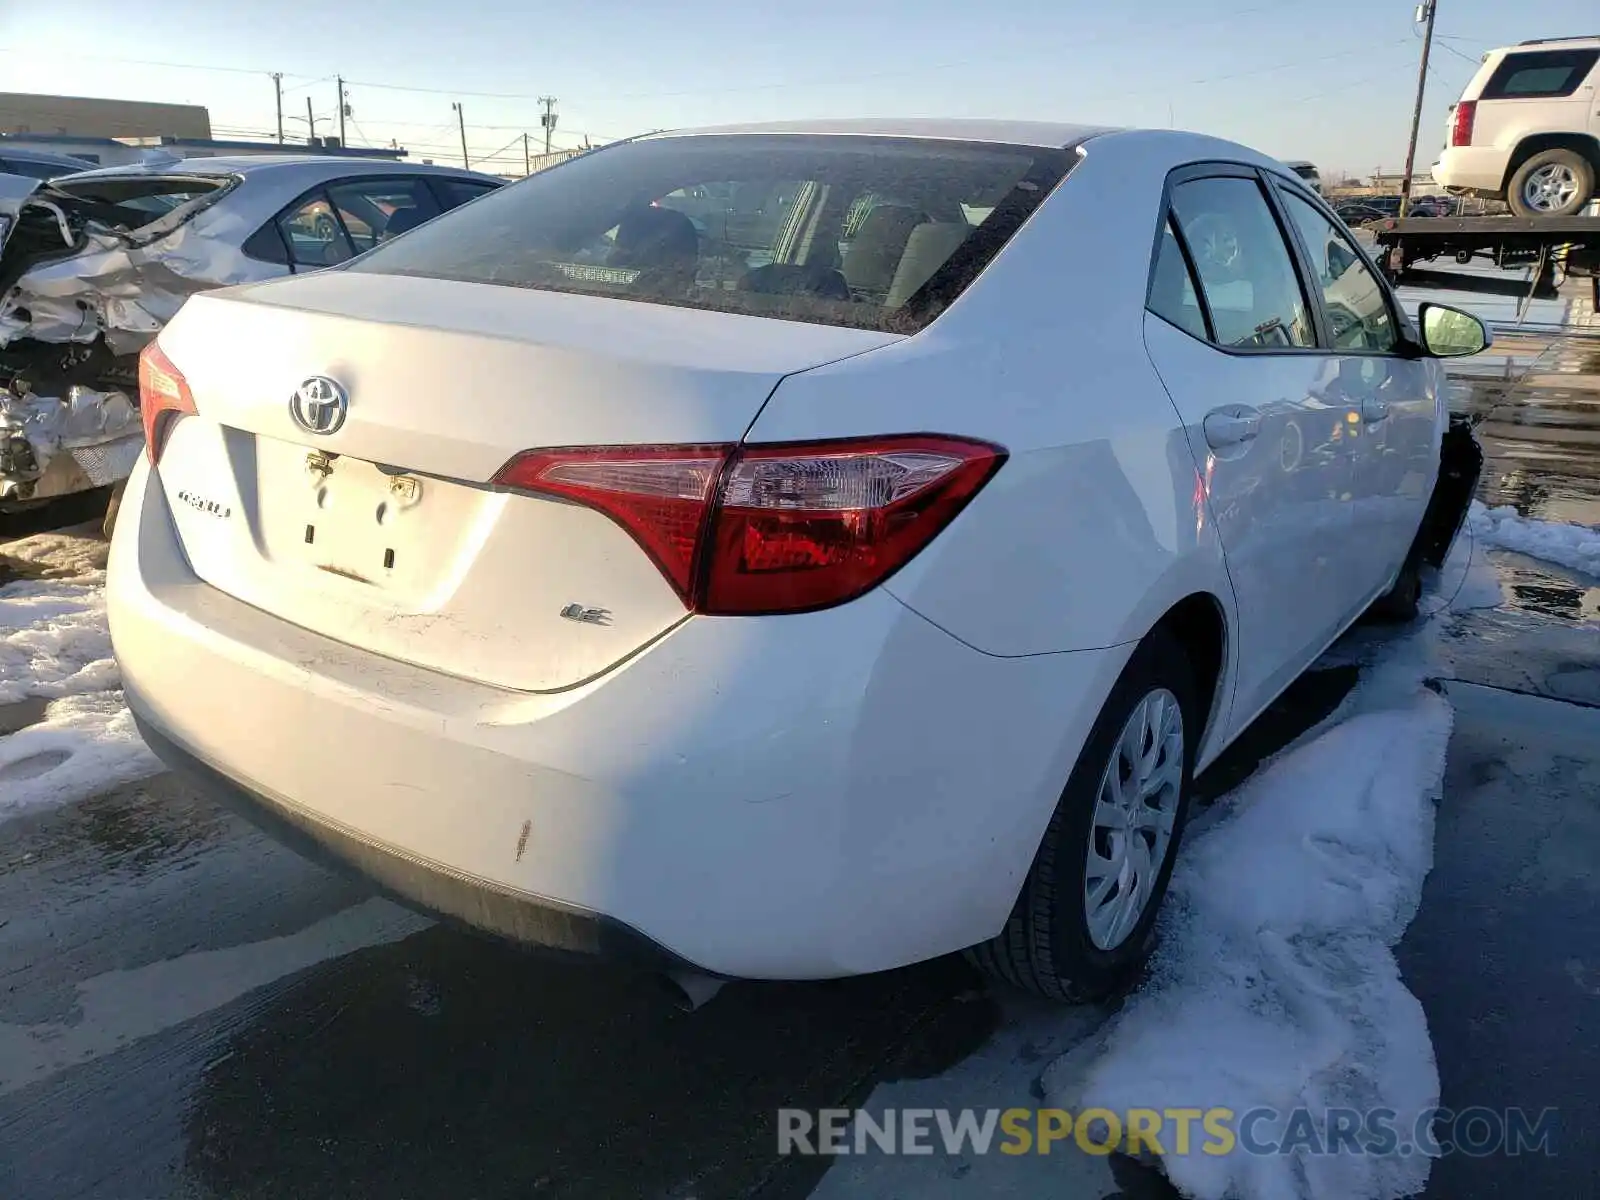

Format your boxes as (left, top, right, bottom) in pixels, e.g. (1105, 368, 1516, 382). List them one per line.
(1499, 134, 1600, 194)
(1145, 591, 1229, 764)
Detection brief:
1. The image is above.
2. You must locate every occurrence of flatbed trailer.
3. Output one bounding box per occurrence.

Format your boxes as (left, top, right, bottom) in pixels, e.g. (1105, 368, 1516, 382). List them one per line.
(1368, 214, 1600, 307)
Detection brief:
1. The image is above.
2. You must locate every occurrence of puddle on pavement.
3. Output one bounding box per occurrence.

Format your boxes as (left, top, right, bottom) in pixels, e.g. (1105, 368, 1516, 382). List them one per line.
(174, 932, 998, 1200)
(1450, 336, 1600, 530)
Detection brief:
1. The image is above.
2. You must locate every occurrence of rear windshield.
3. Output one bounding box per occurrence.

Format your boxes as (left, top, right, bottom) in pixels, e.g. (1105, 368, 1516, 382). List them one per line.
(348, 134, 1075, 332)
(50, 175, 229, 234)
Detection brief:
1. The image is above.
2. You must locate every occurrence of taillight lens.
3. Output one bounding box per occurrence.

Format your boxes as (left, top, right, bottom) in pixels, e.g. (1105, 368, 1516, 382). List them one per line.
(138, 340, 196, 463)
(493, 435, 1006, 615)
(493, 445, 728, 600)
(1451, 100, 1475, 147)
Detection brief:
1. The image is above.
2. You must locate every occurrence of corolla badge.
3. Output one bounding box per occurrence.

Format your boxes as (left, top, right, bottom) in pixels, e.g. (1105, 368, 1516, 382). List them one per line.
(289, 376, 348, 435)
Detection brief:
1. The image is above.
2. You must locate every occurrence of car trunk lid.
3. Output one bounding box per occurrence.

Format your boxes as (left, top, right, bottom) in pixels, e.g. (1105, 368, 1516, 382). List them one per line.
(152, 272, 900, 692)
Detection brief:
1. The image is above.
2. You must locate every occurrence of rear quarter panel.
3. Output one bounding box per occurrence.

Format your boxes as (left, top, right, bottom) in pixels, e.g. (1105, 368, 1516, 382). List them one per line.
(746, 131, 1240, 663)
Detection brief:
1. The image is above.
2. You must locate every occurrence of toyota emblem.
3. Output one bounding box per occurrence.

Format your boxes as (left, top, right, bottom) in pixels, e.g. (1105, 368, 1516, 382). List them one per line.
(289, 376, 349, 435)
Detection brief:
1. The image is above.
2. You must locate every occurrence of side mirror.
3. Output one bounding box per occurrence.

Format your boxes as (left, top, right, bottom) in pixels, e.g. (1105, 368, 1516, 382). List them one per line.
(1418, 302, 1491, 358)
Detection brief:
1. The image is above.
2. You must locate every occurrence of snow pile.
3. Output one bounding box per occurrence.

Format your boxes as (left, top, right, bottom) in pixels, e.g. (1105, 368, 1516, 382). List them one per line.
(1467, 500, 1600, 579)
(1048, 682, 1453, 1200)
(0, 535, 159, 818)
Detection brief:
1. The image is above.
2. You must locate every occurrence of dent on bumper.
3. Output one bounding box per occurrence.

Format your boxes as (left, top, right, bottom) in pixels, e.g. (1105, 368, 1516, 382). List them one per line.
(111, 461, 1127, 979)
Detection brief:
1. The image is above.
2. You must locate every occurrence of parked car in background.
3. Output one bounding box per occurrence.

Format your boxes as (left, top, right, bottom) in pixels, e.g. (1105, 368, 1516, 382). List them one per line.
(110, 119, 1488, 1002)
(0, 156, 502, 527)
(1432, 34, 1600, 216)
(0, 147, 98, 180)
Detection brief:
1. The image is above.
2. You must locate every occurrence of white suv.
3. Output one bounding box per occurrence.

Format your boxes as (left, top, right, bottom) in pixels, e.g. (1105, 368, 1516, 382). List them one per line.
(1432, 35, 1600, 216)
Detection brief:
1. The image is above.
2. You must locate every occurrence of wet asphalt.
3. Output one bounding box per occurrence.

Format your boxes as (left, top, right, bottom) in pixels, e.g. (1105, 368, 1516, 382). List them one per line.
(2, 317, 1599, 1199)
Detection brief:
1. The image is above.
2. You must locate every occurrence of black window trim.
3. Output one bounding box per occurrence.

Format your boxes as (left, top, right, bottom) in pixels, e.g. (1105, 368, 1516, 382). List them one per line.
(1145, 161, 1328, 358)
(1261, 172, 1417, 360)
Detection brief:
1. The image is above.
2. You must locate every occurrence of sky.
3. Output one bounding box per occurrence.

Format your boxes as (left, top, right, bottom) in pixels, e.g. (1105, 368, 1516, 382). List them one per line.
(0, 0, 1595, 176)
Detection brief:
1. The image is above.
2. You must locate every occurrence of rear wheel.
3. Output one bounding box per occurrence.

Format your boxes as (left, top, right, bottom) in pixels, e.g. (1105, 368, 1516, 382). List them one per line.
(966, 629, 1198, 1002)
(1507, 149, 1594, 218)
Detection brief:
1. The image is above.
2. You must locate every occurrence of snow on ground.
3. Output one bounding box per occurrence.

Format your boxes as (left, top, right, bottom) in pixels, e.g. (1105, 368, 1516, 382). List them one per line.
(1466, 500, 1600, 580)
(1047, 656, 1454, 1200)
(0, 529, 159, 818)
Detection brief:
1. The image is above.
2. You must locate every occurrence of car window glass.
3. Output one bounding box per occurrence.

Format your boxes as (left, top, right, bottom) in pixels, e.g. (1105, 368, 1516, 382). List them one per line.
(1147, 219, 1208, 341)
(1278, 191, 1398, 353)
(1481, 49, 1600, 99)
(327, 178, 439, 253)
(346, 134, 1070, 334)
(434, 178, 500, 210)
(276, 191, 354, 267)
(1168, 176, 1314, 350)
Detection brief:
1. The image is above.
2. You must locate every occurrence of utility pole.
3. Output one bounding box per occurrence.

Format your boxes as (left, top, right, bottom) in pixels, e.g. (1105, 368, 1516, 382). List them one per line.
(272, 72, 284, 144)
(1399, 0, 1438, 219)
(305, 96, 317, 146)
(523, 131, 531, 175)
(336, 75, 347, 147)
(539, 96, 558, 156)
(452, 102, 469, 168)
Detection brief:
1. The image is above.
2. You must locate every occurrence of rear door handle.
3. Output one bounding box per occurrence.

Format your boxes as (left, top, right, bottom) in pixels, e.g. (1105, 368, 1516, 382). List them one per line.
(1362, 396, 1390, 423)
(1203, 407, 1262, 449)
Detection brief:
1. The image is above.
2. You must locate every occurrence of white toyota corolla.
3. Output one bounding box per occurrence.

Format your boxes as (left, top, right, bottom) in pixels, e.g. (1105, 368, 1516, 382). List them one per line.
(107, 120, 1487, 1000)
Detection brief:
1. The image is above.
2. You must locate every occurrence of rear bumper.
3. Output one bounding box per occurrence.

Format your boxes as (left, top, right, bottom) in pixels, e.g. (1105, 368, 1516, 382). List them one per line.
(133, 712, 695, 971)
(1432, 148, 1509, 196)
(110, 459, 1127, 979)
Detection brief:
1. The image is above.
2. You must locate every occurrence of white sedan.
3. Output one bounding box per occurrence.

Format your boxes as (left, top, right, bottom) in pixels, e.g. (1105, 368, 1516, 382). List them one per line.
(107, 120, 1487, 1000)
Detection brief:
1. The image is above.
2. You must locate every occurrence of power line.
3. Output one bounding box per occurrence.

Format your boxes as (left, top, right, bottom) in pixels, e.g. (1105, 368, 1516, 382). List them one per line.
(1433, 39, 1483, 66)
(0, 46, 318, 81)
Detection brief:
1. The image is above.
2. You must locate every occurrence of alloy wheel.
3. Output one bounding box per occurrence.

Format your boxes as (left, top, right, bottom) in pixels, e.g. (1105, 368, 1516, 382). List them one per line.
(1522, 164, 1579, 214)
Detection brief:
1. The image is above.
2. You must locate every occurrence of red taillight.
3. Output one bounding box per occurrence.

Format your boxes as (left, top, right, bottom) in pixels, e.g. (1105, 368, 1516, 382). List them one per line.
(138, 340, 196, 463)
(493, 445, 729, 601)
(1451, 100, 1476, 147)
(492, 435, 1006, 615)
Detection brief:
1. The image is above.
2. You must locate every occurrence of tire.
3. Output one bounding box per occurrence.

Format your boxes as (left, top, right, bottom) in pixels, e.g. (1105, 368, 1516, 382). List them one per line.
(102, 479, 127, 541)
(1366, 559, 1421, 623)
(965, 628, 1199, 1002)
(1506, 148, 1595, 218)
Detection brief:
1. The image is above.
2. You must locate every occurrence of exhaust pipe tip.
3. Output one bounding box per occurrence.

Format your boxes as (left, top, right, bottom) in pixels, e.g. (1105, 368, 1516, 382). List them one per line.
(659, 969, 725, 1012)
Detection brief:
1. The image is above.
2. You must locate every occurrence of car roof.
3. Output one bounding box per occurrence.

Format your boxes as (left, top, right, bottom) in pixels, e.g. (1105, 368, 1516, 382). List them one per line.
(1498, 35, 1600, 52)
(0, 146, 98, 168)
(58, 155, 500, 183)
(647, 118, 1119, 149)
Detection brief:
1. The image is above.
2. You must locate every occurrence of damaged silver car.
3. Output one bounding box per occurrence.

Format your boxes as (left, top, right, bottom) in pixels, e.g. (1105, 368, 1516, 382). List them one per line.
(0, 155, 502, 532)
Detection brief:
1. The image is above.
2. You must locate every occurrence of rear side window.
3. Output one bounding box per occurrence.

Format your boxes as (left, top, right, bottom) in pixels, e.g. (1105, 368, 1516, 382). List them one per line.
(347, 135, 1075, 333)
(276, 189, 351, 267)
(1480, 49, 1600, 99)
(1167, 176, 1314, 351)
(1147, 220, 1209, 341)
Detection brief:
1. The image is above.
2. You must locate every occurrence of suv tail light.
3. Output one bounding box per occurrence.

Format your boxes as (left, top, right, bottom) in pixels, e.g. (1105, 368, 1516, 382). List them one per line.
(1450, 100, 1476, 147)
(494, 435, 1005, 615)
(139, 340, 196, 463)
